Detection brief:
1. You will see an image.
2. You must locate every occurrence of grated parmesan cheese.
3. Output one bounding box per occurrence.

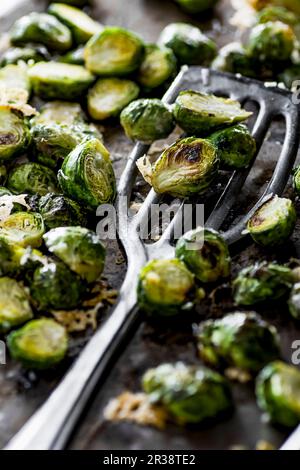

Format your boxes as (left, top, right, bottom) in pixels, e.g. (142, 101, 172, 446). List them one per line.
(0, 194, 30, 223)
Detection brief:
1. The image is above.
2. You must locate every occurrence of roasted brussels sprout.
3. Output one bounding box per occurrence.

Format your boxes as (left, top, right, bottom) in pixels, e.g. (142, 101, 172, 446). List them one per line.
(0, 45, 49, 67)
(84, 27, 144, 76)
(0, 239, 26, 276)
(196, 312, 280, 373)
(209, 124, 256, 169)
(28, 62, 95, 101)
(137, 259, 195, 316)
(256, 361, 300, 427)
(0, 277, 33, 333)
(0, 106, 30, 162)
(173, 91, 252, 136)
(138, 137, 219, 197)
(158, 23, 217, 65)
(257, 6, 300, 27)
(58, 138, 116, 209)
(120, 98, 174, 143)
(44, 226, 105, 283)
(88, 78, 140, 121)
(137, 44, 177, 90)
(7, 162, 58, 196)
(0, 64, 30, 96)
(0, 212, 45, 248)
(38, 193, 87, 229)
(7, 318, 68, 369)
(33, 100, 84, 126)
(288, 282, 300, 320)
(175, 227, 231, 283)
(211, 42, 256, 78)
(48, 3, 103, 44)
(142, 362, 232, 424)
(59, 46, 85, 65)
(174, 0, 219, 13)
(233, 261, 294, 306)
(247, 196, 296, 247)
(10, 13, 72, 52)
(31, 261, 86, 310)
(250, 0, 300, 16)
(248, 21, 296, 65)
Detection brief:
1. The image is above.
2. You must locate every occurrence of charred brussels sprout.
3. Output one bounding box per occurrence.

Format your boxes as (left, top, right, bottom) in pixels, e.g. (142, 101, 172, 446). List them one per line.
(137, 44, 177, 90)
(31, 261, 85, 310)
(58, 138, 116, 209)
(84, 27, 144, 76)
(44, 226, 105, 283)
(256, 361, 300, 427)
(209, 124, 256, 169)
(196, 312, 280, 373)
(138, 137, 219, 197)
(176, 227, 230, 283)
(158, 23, 217, 65)
(48, 3, 103, 44)
(0, 45, 49, 66)
(7, 162, 58, 196)
(137, 259, 195, 316)
(10, 13, 72, 52)
(38, 193, 86, 229)
(59, 46, 85, 65)
(7, 318, 68, 369)
(174, 0, 219, 13)
(0, 106, 30, 162)
(211, 42, 256, 78)
(247, 196, 296, 247)
(28, 62, 94, 101)
(120, 99, 174, 143)
(0, 212, 45, 248)
(174, 91, 252, 136)
(288, 282, 300, 320)
(0, 277, 33, 333)
(88, 78, 140, 121)
(233, 261, 294, 306)
(248, 21, 295, 65)
(142, 362, 232, 424)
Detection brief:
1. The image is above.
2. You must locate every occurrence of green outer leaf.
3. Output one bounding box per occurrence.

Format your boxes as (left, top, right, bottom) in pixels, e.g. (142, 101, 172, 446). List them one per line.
(0, 276, 33, 333)
(7, 162, 58, 196)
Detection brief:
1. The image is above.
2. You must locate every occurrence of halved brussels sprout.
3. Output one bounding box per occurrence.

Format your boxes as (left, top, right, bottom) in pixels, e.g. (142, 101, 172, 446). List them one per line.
(196, 312, 280, 373)
(31, 261, 86, 310)
(158, 23, 217, 65)
(0, 277, 33, 333)
(84, 27, 144, 76)
(0, 45, 49, 67)
(33, 101, 84, 126)
(288, 282, 300, 320)
(175, 227, 231, 283)
(7, 318, 68, 369)
(48, 3, 103, 44)
(0, 64, 30, 96)
(256, 361, 300, 427)
(120, 98, 174, 143)
(0, 239, 26, 276)
(44, 226, 105, 283)
(0, 106, 30, 162)
(173, 91, 252, 136)
(10, 13, 72, 52)
(233, 261, 294, 306)
(88, 78, 140, 121)
(142, 362, 232, 424)
(247, 196, 296, 247)
(137, 44, 177, 90)
(248, 21, 295, 64)
(174, 0, 220, 13)
(58, 138, 116, 209)
(211, 42, 256, 78)
(137, 259, 195, 316)
(7, 162, 58, 196)
(138, 137, 219, 197)
(209, 124, 256, 169)
(0, 212, 45, 248)
(38, 193, 87, 229)
(28, 62, 95, 100)
(59, 46, 85, 65)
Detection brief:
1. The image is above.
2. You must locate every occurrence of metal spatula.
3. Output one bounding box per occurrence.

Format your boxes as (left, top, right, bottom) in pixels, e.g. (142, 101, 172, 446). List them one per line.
(5, 66, 300, 450)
